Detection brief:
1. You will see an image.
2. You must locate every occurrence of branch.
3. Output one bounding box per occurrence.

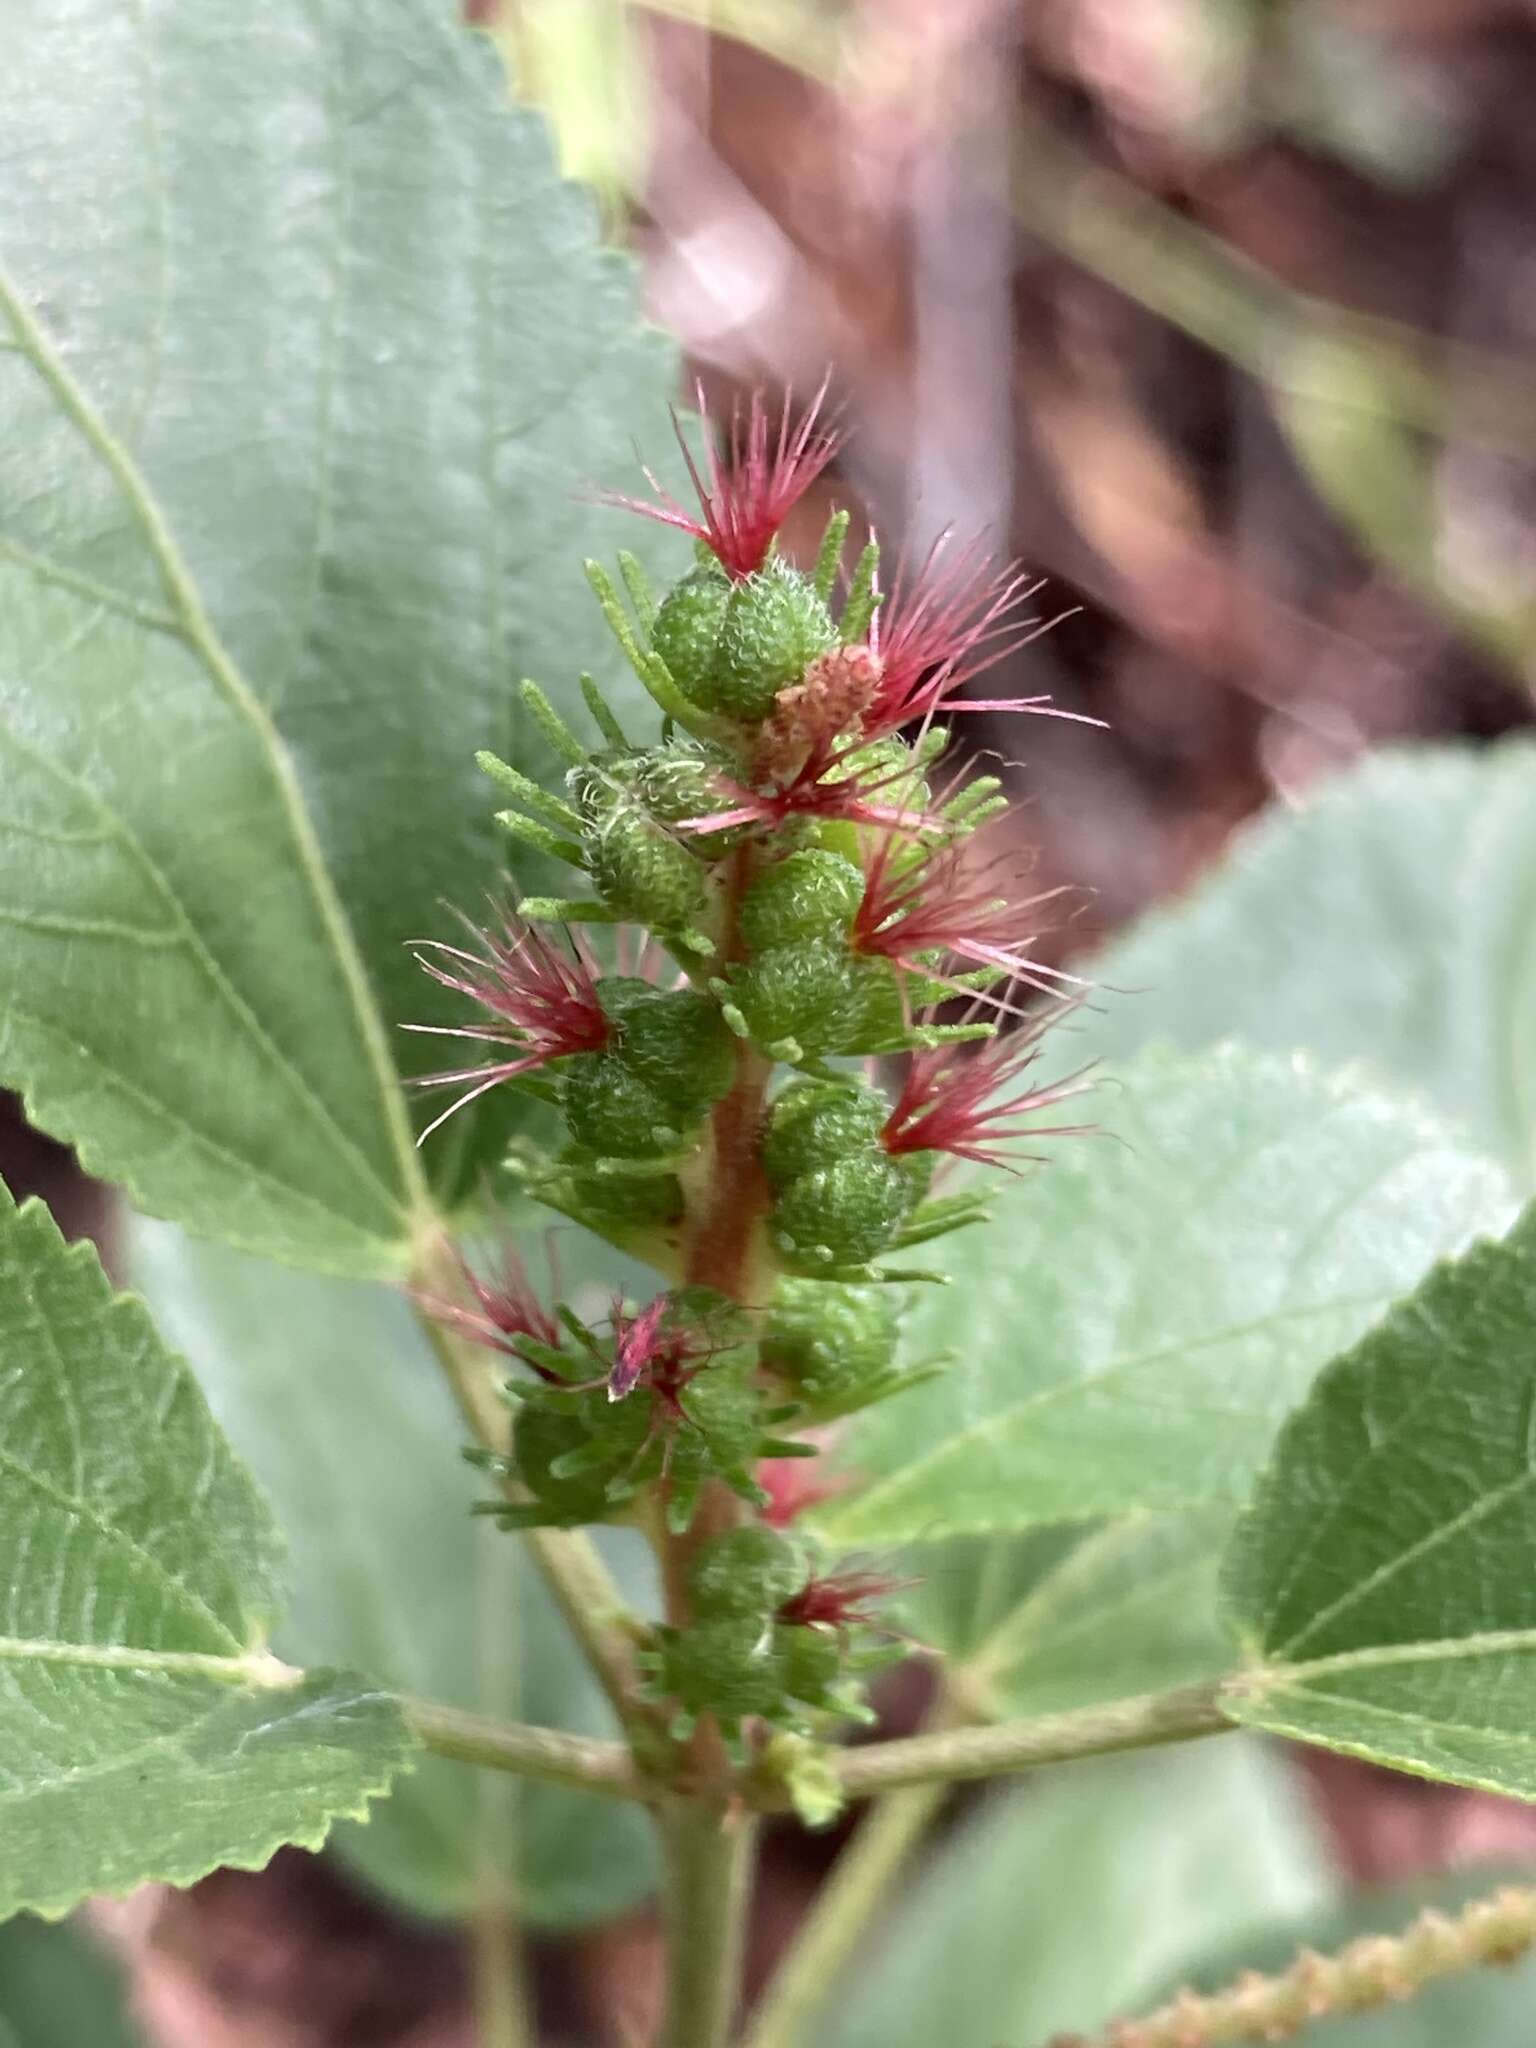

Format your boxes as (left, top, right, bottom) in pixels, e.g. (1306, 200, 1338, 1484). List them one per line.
(404, 1697, 648, 1801)
(659, 1801, 758, 2048)
(1045, 1884, 1536, 2047)
(740, 1778, 949, 2048)
(411, 1243, 646, 1721)
(829, 1680, 1233, 1799)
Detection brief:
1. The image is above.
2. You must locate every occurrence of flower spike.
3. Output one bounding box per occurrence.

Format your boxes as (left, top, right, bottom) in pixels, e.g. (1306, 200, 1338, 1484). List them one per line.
(882, 1013, 1096, 1171)
(602, 378, 843, 582)
(405, 909, 612, 1143)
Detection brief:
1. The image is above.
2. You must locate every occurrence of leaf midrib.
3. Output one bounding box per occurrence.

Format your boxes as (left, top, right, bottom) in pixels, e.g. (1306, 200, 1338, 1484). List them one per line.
(0, 257, 430, 1242)
(829, 1288, 1391, 1533)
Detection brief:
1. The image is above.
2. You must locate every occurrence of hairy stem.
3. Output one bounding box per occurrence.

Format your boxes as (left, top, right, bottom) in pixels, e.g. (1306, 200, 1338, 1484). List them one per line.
(740, 1779, 948, 2048)
(659, 1800, 758, 2048)
(1047, 1883, 1536, 2047)
(405, 1698, 649, 1799)
(829, 1680, 1233, 1799)
(471, 1872, 534, 2048)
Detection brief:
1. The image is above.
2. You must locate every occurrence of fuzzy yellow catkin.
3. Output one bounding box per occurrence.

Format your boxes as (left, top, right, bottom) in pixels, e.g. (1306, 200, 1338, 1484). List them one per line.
(1043, 1885, 1536, 2048)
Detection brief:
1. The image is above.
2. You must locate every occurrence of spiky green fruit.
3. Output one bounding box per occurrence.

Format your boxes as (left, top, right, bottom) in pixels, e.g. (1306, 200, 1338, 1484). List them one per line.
(562, 1052, 679, 1158)
(614, 989, 735, 1121)
(706, 561, 838, 722)
(776, 1622, 844, 1706)
(762, 1279, 901, 1416)
(740, 850, 865, 953)
(688, 1526, 805, 1622)
(772, 1154, 912, 1271)
(511, 1406, 618, 1527)
(726, 942, 863, 1060)
(585, 803, 710, 930)
(760, 1079, 889, 1187)
(655, 1618, 787, 1721)
(651, 559, 732, 703)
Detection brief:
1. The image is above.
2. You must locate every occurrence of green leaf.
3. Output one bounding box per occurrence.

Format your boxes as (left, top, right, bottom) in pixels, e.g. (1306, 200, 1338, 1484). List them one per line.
(1077, 743, 1536, 1188)
(1158, 1869, 1536, 2048)
(813, 1046, 1511, 1545)
(0, 1914, 144, 2048)
(1224, 1198, 1536, 1800)
(0, 1183, 414, 1921)
(131, 1217, 660, 1927)
(899, 1507, 1235, 1719)
(0, 0, 678, 1266)
(822, 1742, 1335, 2048)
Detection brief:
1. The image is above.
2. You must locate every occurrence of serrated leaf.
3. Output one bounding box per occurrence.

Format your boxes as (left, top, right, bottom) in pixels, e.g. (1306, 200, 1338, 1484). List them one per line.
(813, 1046, 1511, 1546)
(1077, 743, 1536, 1188)
(899, 1507, 1235, 1720)
(0, 0, 679, 1264)
(822, 1743, 1335, 2048)
(0, 1183, 414, 1920)
(0, 1913, 144, 2047)
(131, 1217, 660, 1928)
(1224, 1199, 1536, 1800)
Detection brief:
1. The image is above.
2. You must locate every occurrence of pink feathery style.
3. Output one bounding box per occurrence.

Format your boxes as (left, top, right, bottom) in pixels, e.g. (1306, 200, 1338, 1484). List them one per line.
(778, 1566, 912, 1634)
(418, 1242, 564, 1366)
(405, 911, 612, 1143)
(860, 532, 1058, 740)
(881, 1015, 1095, 1171)
(852, 831, 1076, 1005)
(603, 378, 842, 582)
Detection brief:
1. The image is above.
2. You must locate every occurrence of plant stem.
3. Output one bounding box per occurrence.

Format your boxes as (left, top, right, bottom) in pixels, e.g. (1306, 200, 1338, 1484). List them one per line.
(830, 1679, 1232, 1799)
(471, 1872, 534, 2048)
(404, 1698, 649, 1799)
(739, 1779, 948, 2048)
(412, 1266, 645, 1722)
(1046, 1883, 1536, 2047)
(659, 1799, 758, 2048)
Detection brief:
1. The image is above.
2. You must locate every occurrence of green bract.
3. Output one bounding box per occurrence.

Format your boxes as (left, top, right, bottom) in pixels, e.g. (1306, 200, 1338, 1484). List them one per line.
(688, 1527, 805, 1619)
(762, 1279, 906, 1419)
(650, 559, 732, 703)
(740, 850, 865, 952)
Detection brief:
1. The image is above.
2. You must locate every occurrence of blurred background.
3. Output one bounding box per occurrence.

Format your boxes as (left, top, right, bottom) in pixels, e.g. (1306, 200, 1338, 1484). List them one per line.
(12, 0, 1536, 2039)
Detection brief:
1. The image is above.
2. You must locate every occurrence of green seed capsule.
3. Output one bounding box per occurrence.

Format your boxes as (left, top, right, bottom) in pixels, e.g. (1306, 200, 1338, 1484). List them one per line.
(565, 751, 640, 822)
(512, 1405, 617, 1526)
(726, 942, 863, 1060)
(773, 1154, 912, 1271)
(760, 1079, 889, 1188)
(840, 958, 910, 1052)
(657, 1618, 786, 1720)
(762, 1279, 901, 1416)
(777, 1622, 844, 1706)
(614, 989, 735, 1122)
(688, 1526, 805, 1621)
(633, 740, 738, 832)
(586, 803, 710, 930)
(740, 850, 865, 954)
(651, 560, 732, 705)
(670, 1354, 764, 1477)
(562, 1053, 679, 1158)
(706, 561, 839, 722)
